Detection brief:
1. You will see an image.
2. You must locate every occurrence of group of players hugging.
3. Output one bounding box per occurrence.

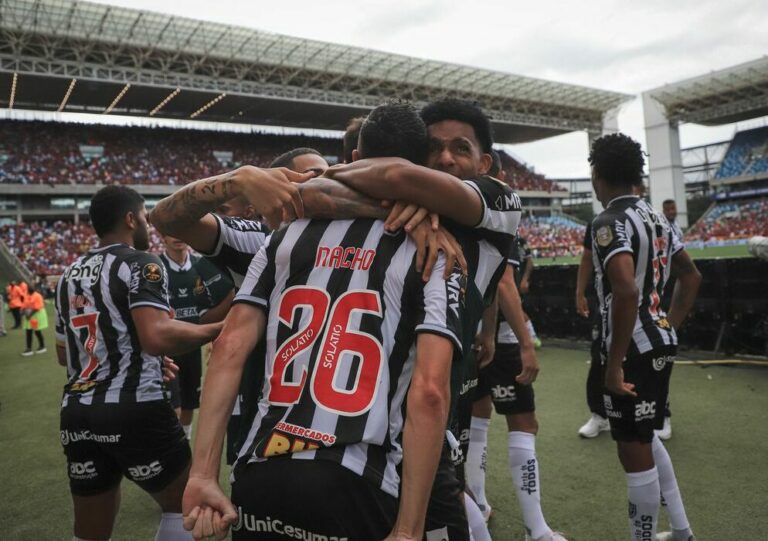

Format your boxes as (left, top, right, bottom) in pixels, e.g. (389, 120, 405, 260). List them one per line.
(54, 99, 701, 541)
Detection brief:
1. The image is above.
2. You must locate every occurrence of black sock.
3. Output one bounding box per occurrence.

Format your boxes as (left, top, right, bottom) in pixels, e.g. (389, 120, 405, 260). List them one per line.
(25, 330, 32, 350)
(36, 331, 44, 349)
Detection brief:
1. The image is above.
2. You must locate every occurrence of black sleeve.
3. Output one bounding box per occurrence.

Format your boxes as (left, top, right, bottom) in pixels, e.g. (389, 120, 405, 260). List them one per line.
(127, 252, 171, 312)
(583, 222, 593, 250)
(464, 176, 522, 236)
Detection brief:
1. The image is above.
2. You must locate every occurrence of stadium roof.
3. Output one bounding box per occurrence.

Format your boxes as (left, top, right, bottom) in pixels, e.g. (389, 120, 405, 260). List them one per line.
(0, 0, 631, 143)
(646, 56, 768, 126)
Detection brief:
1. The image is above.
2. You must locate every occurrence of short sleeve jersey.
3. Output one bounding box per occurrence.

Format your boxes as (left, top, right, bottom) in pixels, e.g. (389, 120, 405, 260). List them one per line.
(232, 218, 464, 498)
(159, 253, 213, 324)
(55, 244, 171, 406)
(200, 214, 271, 289)
(591, 196, 684, 357)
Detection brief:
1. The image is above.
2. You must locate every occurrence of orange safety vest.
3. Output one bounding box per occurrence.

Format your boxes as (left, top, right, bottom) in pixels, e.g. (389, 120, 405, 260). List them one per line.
(8, 285, 23, 309)
(22, 291, 44, 313)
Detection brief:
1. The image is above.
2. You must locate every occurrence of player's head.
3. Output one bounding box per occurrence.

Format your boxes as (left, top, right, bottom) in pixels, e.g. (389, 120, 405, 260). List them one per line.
(488, 149, 506, 181)
(662, 199, 677, 222)
(343, 116, 366, 163)
(89, 185, 149, 250)
(588, 133, 645, 206)
(356, 102, 429, 165)
(421, 98, 494, 180)
(270, 147, 328, 178)
(162, 234, 188, 255)
(216, 195, 257, 220)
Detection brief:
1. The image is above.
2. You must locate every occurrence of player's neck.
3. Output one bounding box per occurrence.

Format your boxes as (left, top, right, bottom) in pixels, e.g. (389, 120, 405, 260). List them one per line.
(165, 249, 188, 266)
(602, 187, 634, 207)
(99, 232, 133, 249)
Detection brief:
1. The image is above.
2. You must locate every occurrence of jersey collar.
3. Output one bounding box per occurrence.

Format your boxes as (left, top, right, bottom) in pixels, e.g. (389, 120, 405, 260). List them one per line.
(164, 251, 192, 272)
(607, 194, 639, 208)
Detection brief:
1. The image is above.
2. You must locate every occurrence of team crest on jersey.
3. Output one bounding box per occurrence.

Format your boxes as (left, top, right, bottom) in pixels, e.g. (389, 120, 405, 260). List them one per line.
(142, 263, 163, 282)
(193, 277, 205, 296)
(596, 226, 614, 247)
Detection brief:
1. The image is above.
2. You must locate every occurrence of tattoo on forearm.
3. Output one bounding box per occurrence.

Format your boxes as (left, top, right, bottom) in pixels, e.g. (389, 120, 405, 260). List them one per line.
(300, 178, 388, 220)
(152, 172, 236, 230)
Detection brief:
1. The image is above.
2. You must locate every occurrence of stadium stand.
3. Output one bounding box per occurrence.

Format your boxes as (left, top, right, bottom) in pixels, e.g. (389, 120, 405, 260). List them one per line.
(497, 149, 567, 192)
(0, 121, 341, 185)
(715, 126, 768, 179)
(684, 198, 768, 242)
(518, 215, 586, 258)
(0, 220, 164, 276)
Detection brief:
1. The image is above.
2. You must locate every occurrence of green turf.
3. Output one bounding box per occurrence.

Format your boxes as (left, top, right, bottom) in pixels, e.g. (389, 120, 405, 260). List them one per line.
(535, 244, 751, 267)
(1, 305, 767, 539)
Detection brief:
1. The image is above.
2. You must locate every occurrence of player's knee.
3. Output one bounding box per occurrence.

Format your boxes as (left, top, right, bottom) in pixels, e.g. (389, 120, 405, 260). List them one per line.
(506, 412, 538, 434)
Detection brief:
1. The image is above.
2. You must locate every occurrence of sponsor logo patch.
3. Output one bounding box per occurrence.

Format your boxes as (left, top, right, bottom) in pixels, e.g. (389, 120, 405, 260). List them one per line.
(491, 384, 517, 402)
(60, 430, 121, 446)
(127, 460, 163, 481)
(634, 400, 657, 421)
(69, 461, 98, 480)
(596, 225, 614, 247)
(142, 263, 163, 283)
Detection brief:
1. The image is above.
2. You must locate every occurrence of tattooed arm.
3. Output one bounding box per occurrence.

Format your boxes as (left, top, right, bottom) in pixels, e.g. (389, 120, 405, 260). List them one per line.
(150, 166, 388, 254)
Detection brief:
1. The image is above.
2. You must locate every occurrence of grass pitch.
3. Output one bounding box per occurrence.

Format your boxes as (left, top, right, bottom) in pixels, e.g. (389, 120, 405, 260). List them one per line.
(1, 305, 767, 540)
(536, 244, 751, 267)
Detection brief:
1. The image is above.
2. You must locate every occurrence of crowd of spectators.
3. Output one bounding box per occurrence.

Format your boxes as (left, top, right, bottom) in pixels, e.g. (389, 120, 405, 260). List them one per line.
(684, 198, 768, 242)
(0, 121, 341, 186)
(518, 215, 586, 258)
(497, 150, 567, 192)
(715, 126, 768, 179)
(1, 220, 163, 276)
(0, 121, 563, 193)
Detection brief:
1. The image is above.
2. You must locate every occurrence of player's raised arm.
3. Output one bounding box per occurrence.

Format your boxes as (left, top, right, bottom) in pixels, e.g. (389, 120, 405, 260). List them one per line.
(149, 166, 309, 252)
(325, 157, 486, 227)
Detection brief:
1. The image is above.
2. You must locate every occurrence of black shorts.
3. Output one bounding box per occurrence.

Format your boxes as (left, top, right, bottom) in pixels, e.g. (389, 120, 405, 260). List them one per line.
(475, 343, 536, 415)
(177, 349, 202, 410)
(231, 458, 396, 540)
(603, 346, 676, 443)
(60, 399, 191, 496)
(423, 443, 470, 541)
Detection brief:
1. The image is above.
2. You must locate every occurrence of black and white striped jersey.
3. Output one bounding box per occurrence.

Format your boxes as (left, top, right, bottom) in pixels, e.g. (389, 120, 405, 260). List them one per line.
(201, 214, 271, 289)
(591, 195, 684, 357)
(232, 218, 464, 497)
(55, 244, 171, 407)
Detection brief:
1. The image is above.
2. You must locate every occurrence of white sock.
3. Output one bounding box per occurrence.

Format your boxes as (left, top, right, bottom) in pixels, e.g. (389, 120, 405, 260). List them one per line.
(182, 424, 192, 440)
(653, 437, 693, 535)
(526, 320, 538, 340)
(155, 512, 193, 541)
(466, 416, 491, 509)
(508, 431, 550, 539)
(464, 492, 492, 541)
(626, 467, 660, 541)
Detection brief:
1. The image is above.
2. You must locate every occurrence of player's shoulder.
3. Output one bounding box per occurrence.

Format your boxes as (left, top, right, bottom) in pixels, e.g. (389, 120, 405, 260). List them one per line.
(467, 175, 521, 210)
(216, 214, 270, 234)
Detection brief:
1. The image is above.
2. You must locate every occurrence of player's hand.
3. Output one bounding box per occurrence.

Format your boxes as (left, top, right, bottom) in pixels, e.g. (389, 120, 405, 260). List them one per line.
(605, 367, 637, 397)
(237, 166, 311, 229)
(516, 343, 539, 385)
(519, 278, 530, 295)
(474, 332, 496, 369)
(162, 356, 179, 383)
(183, 476, 238, 540)
(408, 221, 467, 281)
(575, 293, 590, 318)
(383, 202, 438, 233)
(383, 533, 420, 541)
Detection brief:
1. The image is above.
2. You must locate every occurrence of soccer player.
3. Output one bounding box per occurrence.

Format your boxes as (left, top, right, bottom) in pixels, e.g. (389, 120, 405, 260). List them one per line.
(21, 284, 47, 355)
(589, 134, 701, 541)
(269, 147, 329, 177)
(183, 103, 464, 540)
(343, 116, 366, 163)
(325, 98, 527, 540)
(662, 199, 684, 241)
(55, 185, 224, 541)
(462, 160, 563, 540)
(575, 220, 611, 438)
(160, 234, 232, 438)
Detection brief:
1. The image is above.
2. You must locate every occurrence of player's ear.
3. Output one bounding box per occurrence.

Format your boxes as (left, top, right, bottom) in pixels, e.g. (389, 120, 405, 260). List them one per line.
(124, 210, 137, 231)
(351, 149, 360, 162)
(478, 153, 492, 176)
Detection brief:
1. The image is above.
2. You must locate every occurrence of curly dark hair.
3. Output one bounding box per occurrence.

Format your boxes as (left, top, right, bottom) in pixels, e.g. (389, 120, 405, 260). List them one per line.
(269, 147, 322, 169)
(359, 101, 429, 165)
(89, 185, 144, 238)
(588, 133, 645, 188)
(420, 98, 494, 153)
